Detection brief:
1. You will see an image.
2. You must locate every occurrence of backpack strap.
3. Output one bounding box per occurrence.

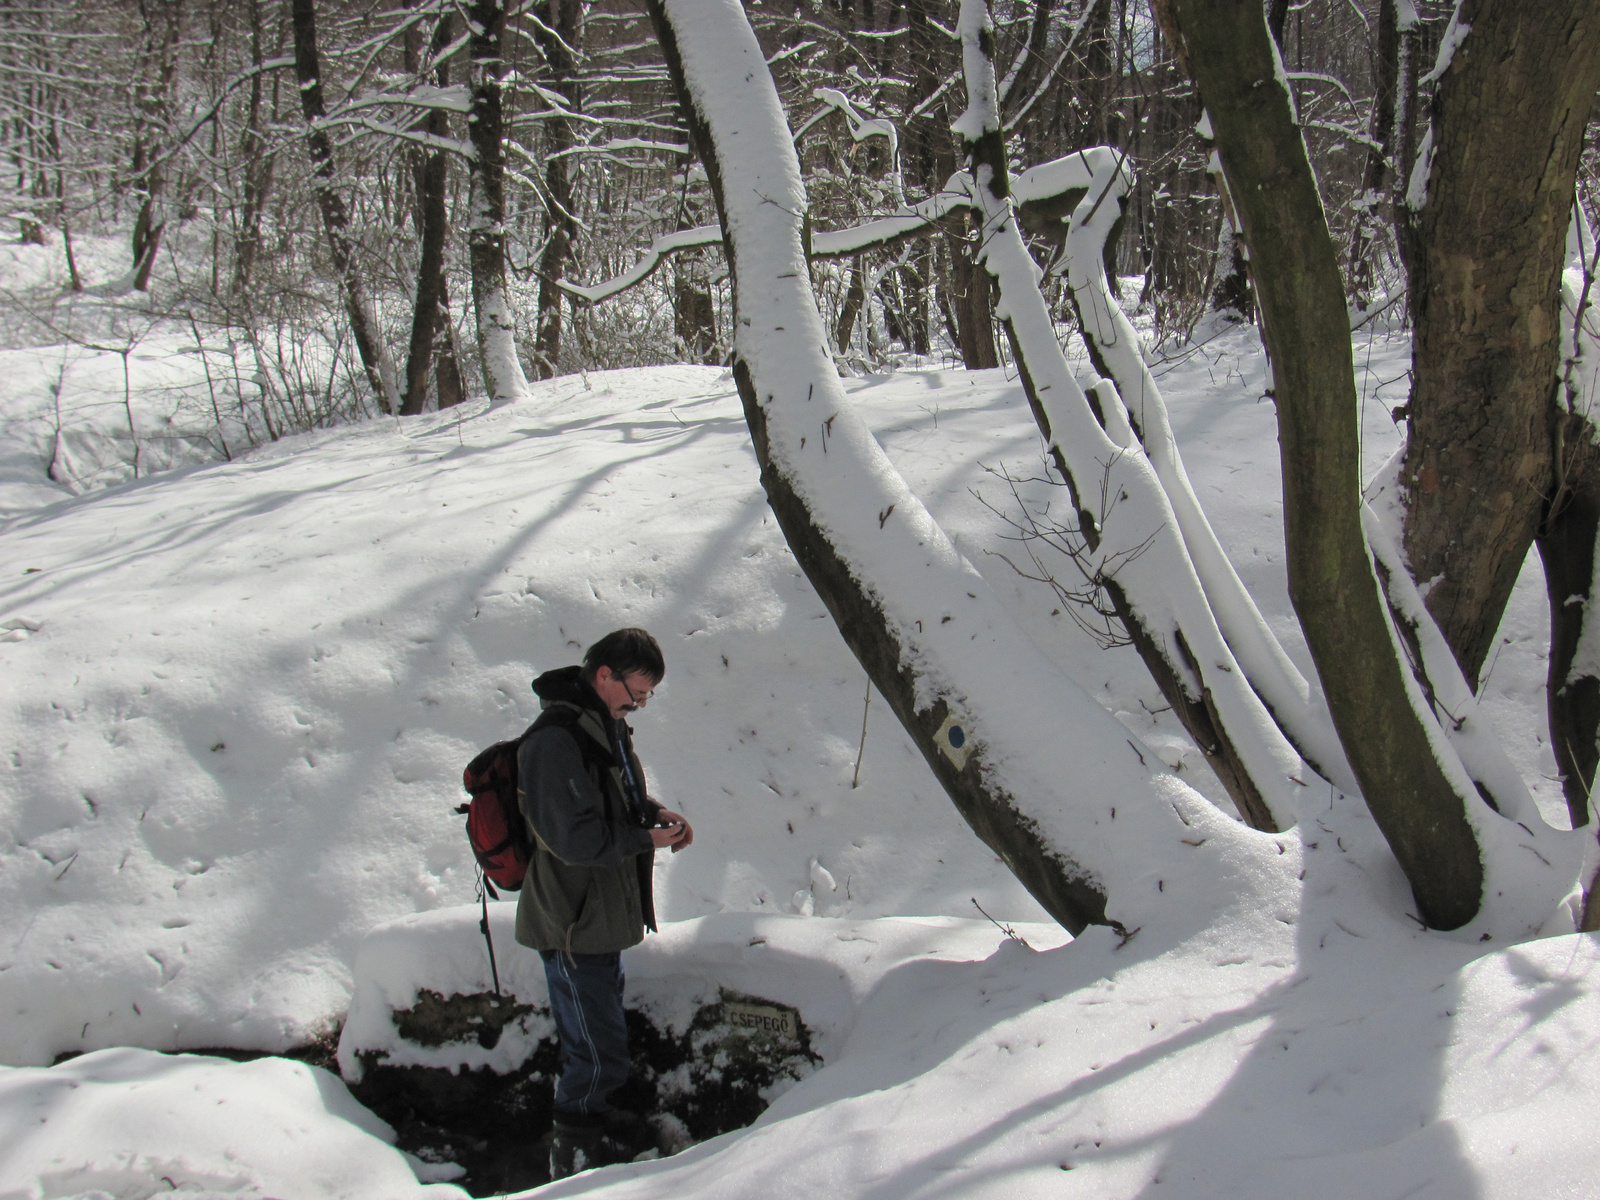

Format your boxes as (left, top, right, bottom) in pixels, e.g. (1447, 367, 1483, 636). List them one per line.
(528, 705, 612, 775)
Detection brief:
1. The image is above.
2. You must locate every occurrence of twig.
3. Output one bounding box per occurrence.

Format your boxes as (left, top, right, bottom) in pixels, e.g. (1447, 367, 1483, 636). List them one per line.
(971, 897, 1032, 949)
(852, 678, 871, 788)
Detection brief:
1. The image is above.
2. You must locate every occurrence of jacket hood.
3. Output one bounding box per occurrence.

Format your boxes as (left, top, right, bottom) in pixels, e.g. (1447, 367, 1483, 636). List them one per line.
(531, 664, 603, 711)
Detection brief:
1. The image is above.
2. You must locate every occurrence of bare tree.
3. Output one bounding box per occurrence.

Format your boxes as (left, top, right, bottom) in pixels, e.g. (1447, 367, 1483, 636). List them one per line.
(290, 0, 400, 414)
(465, 0, 532, 405)
(400, 5, 465, 414)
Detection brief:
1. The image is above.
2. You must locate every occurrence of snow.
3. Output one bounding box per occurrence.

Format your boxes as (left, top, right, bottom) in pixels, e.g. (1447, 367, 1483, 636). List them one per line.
(338, 909, 1067, 1081)
(1420, 3, 1471, 87)
(0, 1047, 469, 1199)
(1559, 206, 1600, 690)
(1053, 147, 1353, 796)
(952, 5, 1311, 835)
(1406, 126, 1435, 211)
(1, 200, 1598, 1200)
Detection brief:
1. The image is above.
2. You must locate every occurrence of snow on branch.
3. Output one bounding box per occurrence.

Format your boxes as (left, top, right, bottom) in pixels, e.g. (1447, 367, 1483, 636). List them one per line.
(954, 0, 1313, 832)
(1420, 2, 1470, 86)
(1051, 144, 1355, 793)
(328, 84, 472, 115)
(548, 137, 689, 159)
(560, 151, 1106, 306)
(557, 224, 721, 304)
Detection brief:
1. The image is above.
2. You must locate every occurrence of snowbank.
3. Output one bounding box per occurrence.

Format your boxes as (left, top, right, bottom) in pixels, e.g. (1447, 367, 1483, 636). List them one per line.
(0, 1047, 469, 1199)
(338, 908, 1063, 1081)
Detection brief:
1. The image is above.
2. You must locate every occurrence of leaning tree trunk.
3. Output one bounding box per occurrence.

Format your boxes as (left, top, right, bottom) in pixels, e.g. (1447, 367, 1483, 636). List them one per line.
(1400, 0, 1600, 690)
(645, 0, 1285, 940)
(465, 0, 533, 406)
(290, 0, 400, 415)
(1158, 0, 1487, 930)
(954, 4, 1316, 834)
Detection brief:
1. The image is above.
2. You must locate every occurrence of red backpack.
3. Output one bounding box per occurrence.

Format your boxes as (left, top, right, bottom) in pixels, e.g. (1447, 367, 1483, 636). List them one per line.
(458, 708, 585, 895)
(458, 707, 609, 995)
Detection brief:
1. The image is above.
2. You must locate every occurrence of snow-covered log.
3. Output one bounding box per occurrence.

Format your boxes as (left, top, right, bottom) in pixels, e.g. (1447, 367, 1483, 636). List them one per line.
(644, 0, 1287, 937)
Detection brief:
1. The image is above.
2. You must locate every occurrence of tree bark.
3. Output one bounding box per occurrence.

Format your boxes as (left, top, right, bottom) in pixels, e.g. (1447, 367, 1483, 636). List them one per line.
(432, 286, 467, 409)
(1538, 213, 1600, 825)
(836, 254, 866, 354)
(400, 9, 457, 415)
(465, 0, 532, 405)
(291, 0, 400, 415)
(130, 136, 164, 291)
(531, 0, 582, 380)
(1347, 0, 1398, 308)
(1401, 1, 1600, 688)
(672, 261, 718, 364)
(948, 223, 999, 368)
(233, 0, 274, 292)
(1159, 0, 1485, 929)
(1538, 446, 1600, 827)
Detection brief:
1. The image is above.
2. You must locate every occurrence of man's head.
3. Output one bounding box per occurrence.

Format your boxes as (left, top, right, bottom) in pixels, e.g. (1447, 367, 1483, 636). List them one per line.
(583, 628, 665, 719)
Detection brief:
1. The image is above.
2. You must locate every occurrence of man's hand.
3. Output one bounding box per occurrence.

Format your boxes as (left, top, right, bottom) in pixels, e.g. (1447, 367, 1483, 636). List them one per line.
(651, 809, 694, 852)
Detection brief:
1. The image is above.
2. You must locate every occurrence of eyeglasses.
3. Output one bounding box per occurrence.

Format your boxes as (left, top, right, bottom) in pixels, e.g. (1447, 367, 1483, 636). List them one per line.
(619, 675, 654, 709)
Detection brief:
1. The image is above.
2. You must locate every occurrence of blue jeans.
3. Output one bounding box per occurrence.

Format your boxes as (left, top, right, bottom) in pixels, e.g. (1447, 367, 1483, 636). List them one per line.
(541, 949, 630, 1115)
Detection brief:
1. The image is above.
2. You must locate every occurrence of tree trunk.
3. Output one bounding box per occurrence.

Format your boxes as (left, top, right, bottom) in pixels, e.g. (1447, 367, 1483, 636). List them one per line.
(465, 0, 532, 406)
(433, 282, 467, 409)
(401, 9, 457, 416)
(129, 1, 179, 292)
(232, 0, 272, 291)
(948, 222, 999, 368)
(955, 13, 1301, 833)
(290, 0, 400, 415)
(1539, 212, 1600, 825)
(1392, 3, 1422, 282)
(643, 0, 1291, 940)
(1538, 445, 1600, 827)
(673, 265, 718, 364)
(1347, 0, 1398, 308)
(532, 0, 582, 380)
(1400, 1, 1600, 689)
(130, 136, 165, 291)
(1159, 0, 1485, 930)
(836, 254, 866, 354)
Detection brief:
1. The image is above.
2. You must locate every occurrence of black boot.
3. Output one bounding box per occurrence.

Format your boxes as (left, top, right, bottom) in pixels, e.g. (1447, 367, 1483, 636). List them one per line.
(549, 1113, 606, 1181)
(601, 1108, 653, 1160)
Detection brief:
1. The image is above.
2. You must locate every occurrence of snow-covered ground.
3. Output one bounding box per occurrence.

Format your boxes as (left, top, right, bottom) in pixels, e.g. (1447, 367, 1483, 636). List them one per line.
(1, 229, 1593, 1198)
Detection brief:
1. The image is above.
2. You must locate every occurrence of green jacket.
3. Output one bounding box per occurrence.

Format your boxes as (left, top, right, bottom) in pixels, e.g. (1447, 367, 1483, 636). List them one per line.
(514, 666, 660, 954)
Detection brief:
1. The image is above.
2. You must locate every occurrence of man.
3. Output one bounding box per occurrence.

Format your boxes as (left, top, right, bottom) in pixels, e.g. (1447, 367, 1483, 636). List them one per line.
(515, 628, 693, 1180)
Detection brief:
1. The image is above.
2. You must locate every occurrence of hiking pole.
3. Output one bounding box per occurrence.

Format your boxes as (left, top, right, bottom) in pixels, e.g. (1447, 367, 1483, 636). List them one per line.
(478, 870, 503, 997)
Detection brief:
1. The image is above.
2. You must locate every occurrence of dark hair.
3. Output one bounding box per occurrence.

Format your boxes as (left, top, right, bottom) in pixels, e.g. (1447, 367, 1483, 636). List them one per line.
(583, 628, 665, 685)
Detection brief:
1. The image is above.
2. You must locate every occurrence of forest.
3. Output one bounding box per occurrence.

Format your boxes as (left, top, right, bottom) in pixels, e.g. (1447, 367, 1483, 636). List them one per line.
(4, 0, 1539, 404)
(2, 1, 1600, 1196)
(9, 0, 1598, 937)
